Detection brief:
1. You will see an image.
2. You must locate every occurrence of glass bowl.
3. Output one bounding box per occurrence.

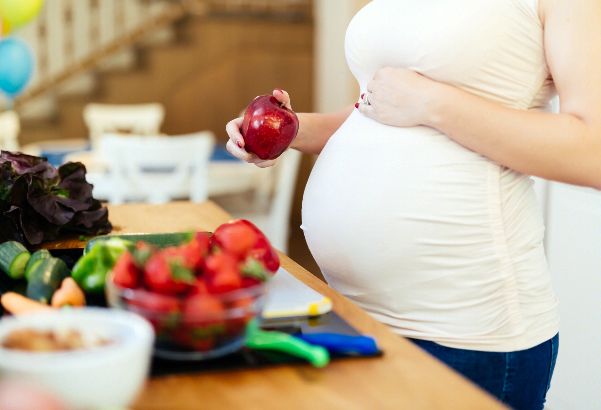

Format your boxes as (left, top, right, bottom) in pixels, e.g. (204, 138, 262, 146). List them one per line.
(106, 280, 267, 361)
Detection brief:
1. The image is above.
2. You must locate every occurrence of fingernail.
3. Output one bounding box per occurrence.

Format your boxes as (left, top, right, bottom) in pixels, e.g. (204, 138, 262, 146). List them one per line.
(361, 93, 365, 99)
(355, 103, 360, 109)
(237, 141, 243, 148)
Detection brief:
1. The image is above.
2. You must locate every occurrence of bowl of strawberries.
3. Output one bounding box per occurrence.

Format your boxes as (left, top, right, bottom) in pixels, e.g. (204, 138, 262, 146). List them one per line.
(105, 219, 280, 360)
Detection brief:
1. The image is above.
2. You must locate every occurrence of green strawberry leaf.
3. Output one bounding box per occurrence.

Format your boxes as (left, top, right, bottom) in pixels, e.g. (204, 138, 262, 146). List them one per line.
(169, 261, 195, 283)
(241, 258, 270, 282)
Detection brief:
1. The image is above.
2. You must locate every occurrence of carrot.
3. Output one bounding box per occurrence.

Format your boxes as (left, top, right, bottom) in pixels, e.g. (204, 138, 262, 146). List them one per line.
(1, 292, 52, 315)
(51, 278, 86, 308)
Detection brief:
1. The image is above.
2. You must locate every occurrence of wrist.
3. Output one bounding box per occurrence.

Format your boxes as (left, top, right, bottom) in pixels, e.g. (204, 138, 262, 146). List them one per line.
(423, 81, 452, 129)
(289, 112, 306, 150)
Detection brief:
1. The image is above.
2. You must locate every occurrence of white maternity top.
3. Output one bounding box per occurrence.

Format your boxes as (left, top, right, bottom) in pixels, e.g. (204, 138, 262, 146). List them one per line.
(302, 0, 560, 352)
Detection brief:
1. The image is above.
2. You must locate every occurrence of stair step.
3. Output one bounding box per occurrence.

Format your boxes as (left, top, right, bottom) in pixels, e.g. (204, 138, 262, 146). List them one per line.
(97, 70, 158, 103)
(18, 13, 314, 146)
(18, 95, 57, 122)
(97, 49, 139, 73)
(56, 73, 98, 98)
(19, 118, 63, 146)
(99, 39, 231, 103)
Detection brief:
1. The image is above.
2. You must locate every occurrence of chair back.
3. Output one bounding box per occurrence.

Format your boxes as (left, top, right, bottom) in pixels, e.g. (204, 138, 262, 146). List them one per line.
(99, 132, 215, 204)
(0, 111, 20, 151)
(84, 103, 165, 150)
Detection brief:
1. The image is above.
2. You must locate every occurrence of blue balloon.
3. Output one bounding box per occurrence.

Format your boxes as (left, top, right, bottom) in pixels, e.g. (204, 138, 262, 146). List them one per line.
(0, 37, 34, 98)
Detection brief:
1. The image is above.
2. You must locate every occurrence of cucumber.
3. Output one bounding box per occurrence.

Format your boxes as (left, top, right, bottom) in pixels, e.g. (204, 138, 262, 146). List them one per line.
(24, 249, 52, 281)
(26, 258, 69, 304)
(0, 241, 31, 280)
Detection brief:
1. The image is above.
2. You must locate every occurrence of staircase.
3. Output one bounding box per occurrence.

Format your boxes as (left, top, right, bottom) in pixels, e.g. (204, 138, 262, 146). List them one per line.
(10, 0, 314, 146)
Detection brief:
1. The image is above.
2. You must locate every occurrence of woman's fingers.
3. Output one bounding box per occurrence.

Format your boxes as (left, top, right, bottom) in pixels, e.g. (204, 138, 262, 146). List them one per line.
(273, 89, 292, 110)
(247, 153, 277, 168)
(254, 159, 277, 168)
(226, 131, 277, 168)
(226, 139, 255, 162)
(357, 99, 378, 121)
(226, 117, 245, 148)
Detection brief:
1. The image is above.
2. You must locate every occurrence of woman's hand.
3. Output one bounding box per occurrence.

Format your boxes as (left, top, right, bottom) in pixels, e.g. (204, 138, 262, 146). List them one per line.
(358, 67, 440, 128)
(225, 89, 292, 168)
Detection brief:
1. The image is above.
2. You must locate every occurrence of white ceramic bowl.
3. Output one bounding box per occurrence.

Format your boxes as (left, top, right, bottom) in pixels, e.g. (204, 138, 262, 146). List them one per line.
(0, 308, 154, 409)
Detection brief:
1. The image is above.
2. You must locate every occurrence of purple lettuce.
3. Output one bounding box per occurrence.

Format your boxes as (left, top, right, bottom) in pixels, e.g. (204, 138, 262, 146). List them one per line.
(0, 151, 112, 245)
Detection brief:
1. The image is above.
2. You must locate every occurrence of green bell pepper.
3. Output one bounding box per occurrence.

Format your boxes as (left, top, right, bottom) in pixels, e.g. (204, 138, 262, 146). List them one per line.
(72, 238, 134, 293)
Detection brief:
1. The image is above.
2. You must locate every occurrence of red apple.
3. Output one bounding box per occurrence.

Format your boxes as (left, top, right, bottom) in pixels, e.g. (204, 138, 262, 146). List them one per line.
(240, 95, 299, 160)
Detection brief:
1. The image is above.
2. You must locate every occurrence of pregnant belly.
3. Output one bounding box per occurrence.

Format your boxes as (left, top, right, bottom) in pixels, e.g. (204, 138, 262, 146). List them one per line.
(302, 111, 545, 308)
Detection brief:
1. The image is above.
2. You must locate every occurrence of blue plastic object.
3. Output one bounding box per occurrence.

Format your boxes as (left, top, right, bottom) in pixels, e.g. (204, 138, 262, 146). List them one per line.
(296, 333, 379, 356)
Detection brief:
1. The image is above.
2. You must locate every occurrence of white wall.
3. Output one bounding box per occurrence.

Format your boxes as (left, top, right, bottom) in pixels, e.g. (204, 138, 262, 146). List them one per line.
(314, 0, 366, 112)
(532, 98, 601, 410)
(543, 182, 601, 410)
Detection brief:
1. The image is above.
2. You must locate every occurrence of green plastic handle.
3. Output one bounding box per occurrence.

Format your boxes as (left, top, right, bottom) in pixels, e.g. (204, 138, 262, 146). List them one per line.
(246, 321, 330, 368)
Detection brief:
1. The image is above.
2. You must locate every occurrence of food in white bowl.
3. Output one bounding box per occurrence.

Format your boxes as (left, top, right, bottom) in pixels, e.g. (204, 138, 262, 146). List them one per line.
(0, 308, 154, 409)
(2, 328, 111, 352)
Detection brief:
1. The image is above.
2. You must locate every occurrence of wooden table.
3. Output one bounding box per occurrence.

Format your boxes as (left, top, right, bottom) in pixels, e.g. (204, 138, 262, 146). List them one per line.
(105, 202, 505, 410)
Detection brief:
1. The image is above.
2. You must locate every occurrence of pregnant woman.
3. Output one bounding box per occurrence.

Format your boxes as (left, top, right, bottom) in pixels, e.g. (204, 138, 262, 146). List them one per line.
(226, 0, 601, 408)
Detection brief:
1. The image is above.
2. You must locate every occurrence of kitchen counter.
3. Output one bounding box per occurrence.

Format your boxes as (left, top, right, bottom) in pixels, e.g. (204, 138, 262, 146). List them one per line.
(104, 201, 505, 410)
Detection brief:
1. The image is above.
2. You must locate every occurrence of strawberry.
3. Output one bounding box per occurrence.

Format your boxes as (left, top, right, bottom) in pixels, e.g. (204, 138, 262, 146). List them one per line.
(144, 250, 195, 295)
(248, 235, 280, 274)
(181, 293, 226, 350)
(204, 252, 239, 278)
(179, 232, 210, 272)
(130, 291, 180, 314)
(172, 327, 216, 351)
(208, 271, 242, 294)
(111, 251, 139, 289)
(127, 290, 181, 334)
(194, 231, 211, 249)
(188, 338, 216, 352)
(183, 293, 225, 326)
(225, 296, 255, 337)
(190, 279, 209, 296)
(204, 252, 242, 294)
(132, 241, 155, 267)
(212, 220, 280, 273)
(241, 277, 262, 288)
(211, 222, 258, 259)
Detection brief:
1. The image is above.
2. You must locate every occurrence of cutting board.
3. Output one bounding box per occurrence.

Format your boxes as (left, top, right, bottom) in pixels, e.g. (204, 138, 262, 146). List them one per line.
(262, 268, 332, 319)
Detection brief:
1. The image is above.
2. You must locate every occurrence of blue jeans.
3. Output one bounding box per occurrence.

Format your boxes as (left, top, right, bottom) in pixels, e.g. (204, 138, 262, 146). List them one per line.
(410, 334, 559, 410)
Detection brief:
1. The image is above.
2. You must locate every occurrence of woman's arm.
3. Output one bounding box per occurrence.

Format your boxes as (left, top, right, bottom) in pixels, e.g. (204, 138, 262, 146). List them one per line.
(291, 106, 354, 155)
(360, 0, 601, 189)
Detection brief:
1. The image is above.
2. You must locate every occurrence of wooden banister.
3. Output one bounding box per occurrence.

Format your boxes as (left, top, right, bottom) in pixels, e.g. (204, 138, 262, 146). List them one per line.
(13, 0, 312, 109)
(15, 1, 188, 107)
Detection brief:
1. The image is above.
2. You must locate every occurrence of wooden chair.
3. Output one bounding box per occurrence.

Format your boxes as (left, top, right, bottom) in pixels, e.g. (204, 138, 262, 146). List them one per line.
(95, 132, 215, 204)
(0, 111, 20, 151)
(83, 103, 165, 150)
